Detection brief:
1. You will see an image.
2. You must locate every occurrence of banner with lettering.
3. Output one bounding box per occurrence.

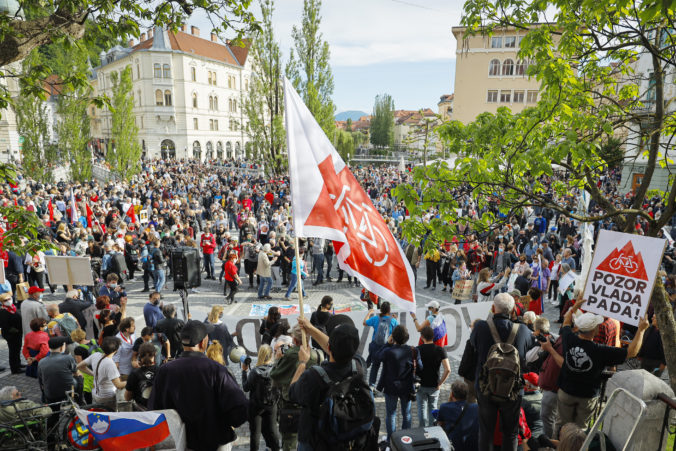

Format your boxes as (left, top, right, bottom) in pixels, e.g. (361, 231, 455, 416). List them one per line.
(583, 230, 667, 326)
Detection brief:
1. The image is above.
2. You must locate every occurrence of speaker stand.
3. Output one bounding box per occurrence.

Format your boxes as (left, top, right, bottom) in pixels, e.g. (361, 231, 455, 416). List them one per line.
(179, 288, 190, 320)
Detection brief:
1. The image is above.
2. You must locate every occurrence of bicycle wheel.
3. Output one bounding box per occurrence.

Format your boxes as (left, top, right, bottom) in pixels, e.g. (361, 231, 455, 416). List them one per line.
(58, 405, 110, 451)
(0, 425, 30, 450)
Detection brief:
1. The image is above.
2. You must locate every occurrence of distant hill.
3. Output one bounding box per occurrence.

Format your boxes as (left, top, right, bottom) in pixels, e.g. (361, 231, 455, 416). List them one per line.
(335, 110, 368, 121)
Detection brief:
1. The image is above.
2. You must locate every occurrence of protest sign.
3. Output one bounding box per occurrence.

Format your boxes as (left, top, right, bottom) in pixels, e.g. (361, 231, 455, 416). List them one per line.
(223, 301, 492, 360)
(583, 230, 666, 326)
(452, 280, 473, 301)
(44, 256, 94, 286)
(558, 271, 577, 295)
(0, 263, 5, 285)
(139, 209, 149, 224)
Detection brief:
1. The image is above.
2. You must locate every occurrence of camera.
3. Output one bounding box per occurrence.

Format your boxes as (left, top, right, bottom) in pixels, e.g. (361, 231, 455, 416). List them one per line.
(280, 344, 290, 355)
(536, 334, 548, 343)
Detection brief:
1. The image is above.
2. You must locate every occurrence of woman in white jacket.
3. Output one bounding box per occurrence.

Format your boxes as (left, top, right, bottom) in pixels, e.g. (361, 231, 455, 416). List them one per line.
(476, 267, 511, 303)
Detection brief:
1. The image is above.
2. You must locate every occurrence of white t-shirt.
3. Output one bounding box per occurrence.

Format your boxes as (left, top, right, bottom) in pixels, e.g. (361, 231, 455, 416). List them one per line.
(85, 353, 120, 398)
(113, 332, 136, 375)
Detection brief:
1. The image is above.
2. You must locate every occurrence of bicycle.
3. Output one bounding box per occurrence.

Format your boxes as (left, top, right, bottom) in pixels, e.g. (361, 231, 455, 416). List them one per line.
(609, 253, 639, 274)
(0, 390, 111, 450)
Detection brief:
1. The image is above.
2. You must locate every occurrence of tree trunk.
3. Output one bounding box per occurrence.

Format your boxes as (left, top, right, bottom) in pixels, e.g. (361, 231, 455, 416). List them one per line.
(650, 277, 676, 391)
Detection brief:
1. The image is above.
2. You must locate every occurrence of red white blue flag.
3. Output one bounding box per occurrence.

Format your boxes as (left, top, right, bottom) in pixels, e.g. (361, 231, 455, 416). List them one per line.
(75, 409, 170, 451)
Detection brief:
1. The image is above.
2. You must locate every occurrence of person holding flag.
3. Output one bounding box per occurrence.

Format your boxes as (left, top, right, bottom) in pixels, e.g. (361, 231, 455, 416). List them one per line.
(411, 301, 448, 347)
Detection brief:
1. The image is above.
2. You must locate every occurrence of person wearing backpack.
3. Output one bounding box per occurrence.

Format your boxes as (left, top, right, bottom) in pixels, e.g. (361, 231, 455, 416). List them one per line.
(290, 315, 379, 451)
(375, 325, 423, 441)
(363, 301, 398, 390)
(469, 292, 536, 451)
(71, 328, 101, 404)
(124, 342, 157, 410)
(242, 344, 281, 451)
(46, 304, 80, 338)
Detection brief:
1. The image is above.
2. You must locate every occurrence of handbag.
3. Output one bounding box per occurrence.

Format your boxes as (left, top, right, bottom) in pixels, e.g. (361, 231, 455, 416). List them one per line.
(16, 282, 30, 301)
(278, 406, 301, 433)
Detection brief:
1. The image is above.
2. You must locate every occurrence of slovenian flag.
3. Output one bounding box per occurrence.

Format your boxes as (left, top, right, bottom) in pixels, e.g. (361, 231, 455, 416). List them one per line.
(431, 314, 448, 347)
(75, 409, 170, 451)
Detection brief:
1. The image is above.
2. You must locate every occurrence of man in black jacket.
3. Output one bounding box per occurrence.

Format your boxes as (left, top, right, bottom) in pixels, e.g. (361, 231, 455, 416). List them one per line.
(0, 293, 20, 373)
(58, 290, 92, 330)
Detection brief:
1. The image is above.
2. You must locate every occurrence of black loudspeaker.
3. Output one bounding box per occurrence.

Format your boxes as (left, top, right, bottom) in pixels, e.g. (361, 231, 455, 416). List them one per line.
(171, 247, 201, 289)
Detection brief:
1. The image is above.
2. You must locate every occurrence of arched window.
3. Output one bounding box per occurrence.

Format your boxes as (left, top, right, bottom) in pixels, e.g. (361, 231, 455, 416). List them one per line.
(502, 59, 514, 76)
(192, 93, 198, 108)
(191, 66, 196, 81)
(213, 96, 218, 111)
(216, 141, 223, 160)
(154, 63, 161, 78)
(163, 64, 170, 78)
(233, 99, 237, 112)
(136, 64, 140, 79)
(515, 60, 528, 76)
(209, 96, 214, 110)
(161, 139, 176, 159)
(228, 99, 233, 112)
(193, 141, 202, 160)
(235, 142, 241, 157)
(226, 141, 232, 158)
(489, 59, 501, 76)
(155, 89, 163, 106)
(232, 78, 236, 89)
(164, 90, 172, 106)
(206, 141, 213, 159)
(245, 79, 249, 91)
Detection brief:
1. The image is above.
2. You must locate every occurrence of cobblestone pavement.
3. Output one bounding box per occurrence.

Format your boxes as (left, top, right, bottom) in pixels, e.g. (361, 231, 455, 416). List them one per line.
(0, 262, 565, 449)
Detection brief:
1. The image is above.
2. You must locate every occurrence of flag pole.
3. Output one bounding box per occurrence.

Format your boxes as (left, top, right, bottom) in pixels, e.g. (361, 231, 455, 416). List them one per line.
(293, 235, 308, 348)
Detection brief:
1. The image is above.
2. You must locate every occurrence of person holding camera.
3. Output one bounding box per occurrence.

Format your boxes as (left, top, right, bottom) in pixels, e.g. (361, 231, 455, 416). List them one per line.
(242, 344, 281, 451)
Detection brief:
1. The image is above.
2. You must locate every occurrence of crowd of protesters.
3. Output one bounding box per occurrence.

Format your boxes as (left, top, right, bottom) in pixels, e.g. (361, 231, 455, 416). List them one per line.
(0, 159, 672, 450)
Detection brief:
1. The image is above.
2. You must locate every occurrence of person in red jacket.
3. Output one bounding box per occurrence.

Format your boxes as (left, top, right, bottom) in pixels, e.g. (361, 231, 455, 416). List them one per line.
(223, 252, 242, 304)
(201, 225, 217, 280)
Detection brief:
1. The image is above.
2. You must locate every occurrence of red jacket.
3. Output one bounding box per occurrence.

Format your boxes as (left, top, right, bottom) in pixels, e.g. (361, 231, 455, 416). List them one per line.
(224, 260, 239, 282)
(201, 234, 216, 254)
(23, 330, 49, 361)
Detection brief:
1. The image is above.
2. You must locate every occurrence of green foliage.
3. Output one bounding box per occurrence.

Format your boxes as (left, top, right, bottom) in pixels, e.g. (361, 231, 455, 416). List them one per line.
(244, 0, 286, 176)
(403, 110, 441, 166)
(369, 93, 394, 148)
(335, 130, 355, 161)
(56, 93, 92, 183)
(599, 137, 623, 169)
(352, 130, 368, 147)
(286, 0, 336, 138)
(345, 118, 352, 132)
(107, 67, 141, 181)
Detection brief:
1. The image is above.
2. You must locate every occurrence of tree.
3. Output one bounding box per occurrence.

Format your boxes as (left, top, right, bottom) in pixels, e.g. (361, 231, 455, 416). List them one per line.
(56, 93, 92, 182)
(394, 0, 676, 391)
(403, 110, 441, 167)
(335, 130, 354, 161)
(346, 117, 352, 132)
(352, 130, 368, 148)
(0, 1, 259, 120)
(369, 93, 394, 148)
(107, 67, 141, 180)
(244, 0, 285, 175)
(286, 0, 336, 138)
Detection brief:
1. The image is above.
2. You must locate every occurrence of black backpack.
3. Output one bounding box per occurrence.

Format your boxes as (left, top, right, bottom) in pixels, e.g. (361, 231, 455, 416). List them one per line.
(251, 365, 275, 408)
(312, 361, 377, 450)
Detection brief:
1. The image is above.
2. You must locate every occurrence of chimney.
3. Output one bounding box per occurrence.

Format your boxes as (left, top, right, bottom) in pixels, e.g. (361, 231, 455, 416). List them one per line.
(180, 24, 187, 32)
(148, 28, 153, 39)
(191, 26, 199, 36)
(211, 32, 217, 42)
(128, 39, 134, 47)
(140, 32, 146, 42)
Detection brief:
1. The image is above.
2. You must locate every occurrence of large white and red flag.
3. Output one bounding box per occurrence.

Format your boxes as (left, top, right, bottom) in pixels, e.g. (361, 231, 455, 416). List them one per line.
(284, 78, 416, 312)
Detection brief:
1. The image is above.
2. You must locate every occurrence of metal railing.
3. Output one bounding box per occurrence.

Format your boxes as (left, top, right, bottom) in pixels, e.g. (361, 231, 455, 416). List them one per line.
(657, 393, 676, 451)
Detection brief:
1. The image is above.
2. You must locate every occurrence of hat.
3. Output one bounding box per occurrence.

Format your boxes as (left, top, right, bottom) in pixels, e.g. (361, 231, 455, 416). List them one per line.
(180, 320, 208, 347)
(523, 372, 539, 391)
(541, 239, 549, 244)
(426, 300, 440, 310)
(509, 289, 522, 299)
(48, 336, 68, 350)
(328, 322, 359, 363)
(28, 286, 45, 295)
(574, 312, 604, 332)
(0, 292, 12, 302)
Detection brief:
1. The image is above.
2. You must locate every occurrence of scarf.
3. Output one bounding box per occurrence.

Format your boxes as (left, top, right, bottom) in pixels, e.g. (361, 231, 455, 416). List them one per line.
(1, 302, 16, 314)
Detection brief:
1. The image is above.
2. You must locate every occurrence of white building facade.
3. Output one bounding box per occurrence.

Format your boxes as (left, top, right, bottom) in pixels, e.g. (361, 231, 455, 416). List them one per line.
(91, 25, 251, 161)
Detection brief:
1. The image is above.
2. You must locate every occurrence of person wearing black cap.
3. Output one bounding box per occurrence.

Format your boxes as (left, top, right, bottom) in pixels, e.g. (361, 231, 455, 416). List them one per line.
(291, 315, 378, 450)
(149, 320, 248, 451)
(37, 336, 81, 405)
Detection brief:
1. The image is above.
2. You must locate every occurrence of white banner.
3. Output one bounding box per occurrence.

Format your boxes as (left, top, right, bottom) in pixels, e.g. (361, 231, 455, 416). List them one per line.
(221, 302, 492, 360)
(583, 230, 667, 326)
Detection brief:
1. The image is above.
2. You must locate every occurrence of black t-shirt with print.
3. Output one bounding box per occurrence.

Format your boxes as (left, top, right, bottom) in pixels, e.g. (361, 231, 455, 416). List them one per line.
(557, 326, 626, 398)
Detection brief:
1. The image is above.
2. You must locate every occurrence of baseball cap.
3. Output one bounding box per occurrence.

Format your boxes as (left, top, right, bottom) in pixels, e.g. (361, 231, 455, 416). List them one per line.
(509, 289, 522, 299)
(426, 300, 440, 310)
(28, 286, 45, 295)
(523, 372, 539, 391)
(180, 320, 208, 347)
(48, 336, 68, 350)
(574, 312, 604, 332)
(328, 322, 360, 363)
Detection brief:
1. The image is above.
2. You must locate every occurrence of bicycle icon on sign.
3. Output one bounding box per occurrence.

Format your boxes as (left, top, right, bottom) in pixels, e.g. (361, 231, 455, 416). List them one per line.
(609, 253, 639, 274)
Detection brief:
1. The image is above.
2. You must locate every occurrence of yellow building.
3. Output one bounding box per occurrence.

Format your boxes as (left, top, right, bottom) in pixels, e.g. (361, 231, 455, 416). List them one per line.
(451, 25, 546, 124)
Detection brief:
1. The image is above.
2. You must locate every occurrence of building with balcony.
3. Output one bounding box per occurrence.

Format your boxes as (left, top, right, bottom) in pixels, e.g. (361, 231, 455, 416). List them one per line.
(91, 25, 251, 161)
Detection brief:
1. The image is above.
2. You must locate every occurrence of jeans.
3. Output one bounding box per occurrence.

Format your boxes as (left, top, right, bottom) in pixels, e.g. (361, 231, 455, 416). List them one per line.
(153, 268, 166, 293)
(477, 390, 521, 451)
(225, 280, 238, 302)
(312, 254, 324, 283)
(324, 254, 333, 278)
(417, 386, 440, 427)
(249, 404, 280, 451)
(541, 390, 559, 438)
(203, 253, 215, 278)
(296, 442, 313, 451)
(369, 360, 381, 387)
(258, 276, 272, 297)
(384, 393, 411, 440)
(285, 273, 306, 298)
(271, 266, 282, 288)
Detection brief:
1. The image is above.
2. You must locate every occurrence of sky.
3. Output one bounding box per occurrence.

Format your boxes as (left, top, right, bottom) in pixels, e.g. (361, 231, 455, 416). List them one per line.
(268, 0, 463, 113)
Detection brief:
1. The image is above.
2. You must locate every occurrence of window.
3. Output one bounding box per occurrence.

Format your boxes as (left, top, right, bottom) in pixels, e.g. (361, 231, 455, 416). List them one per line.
(232, 77, 236, 89)
(191, 67, 196, 82)
(233, 120, 238, 131)
(194, 118, 198, 129)
(518, 36, 524, 47)
(192, 93, 198, 108)
(209, 96, 214, 110)
(491, 36, 502, 48)
(137, 90, 142, 106)
(213, 96, 218, 111)
(504, 36, 516, 48)
(502, 59, 514, 76)
(487, 90, 498, 103)
(245, 79, 249, 90)
(164, 90, 172, 106)
(154, 63, 161, 78)
(214, 120, 219, 131)
(513, 91, 524, 103)
(500, 90, 511, 103)
(136, 64, 140, 80)
(162, 64, 170, 79)
(228, 98, 233, 112)
(209, 119, 214, 131)
(229, 119, 233, 131)
(212, 72, 217, 85)
(527, 90, 538, 103)
(232, 99, 237, 112)
(647, 72, 657, 103)
(489, 59, 501, 76)
(515, 60, 528, 76)
(155, 89, 163, 106)
(228, 76, 232, 89)
(208, 71, 213, 85)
